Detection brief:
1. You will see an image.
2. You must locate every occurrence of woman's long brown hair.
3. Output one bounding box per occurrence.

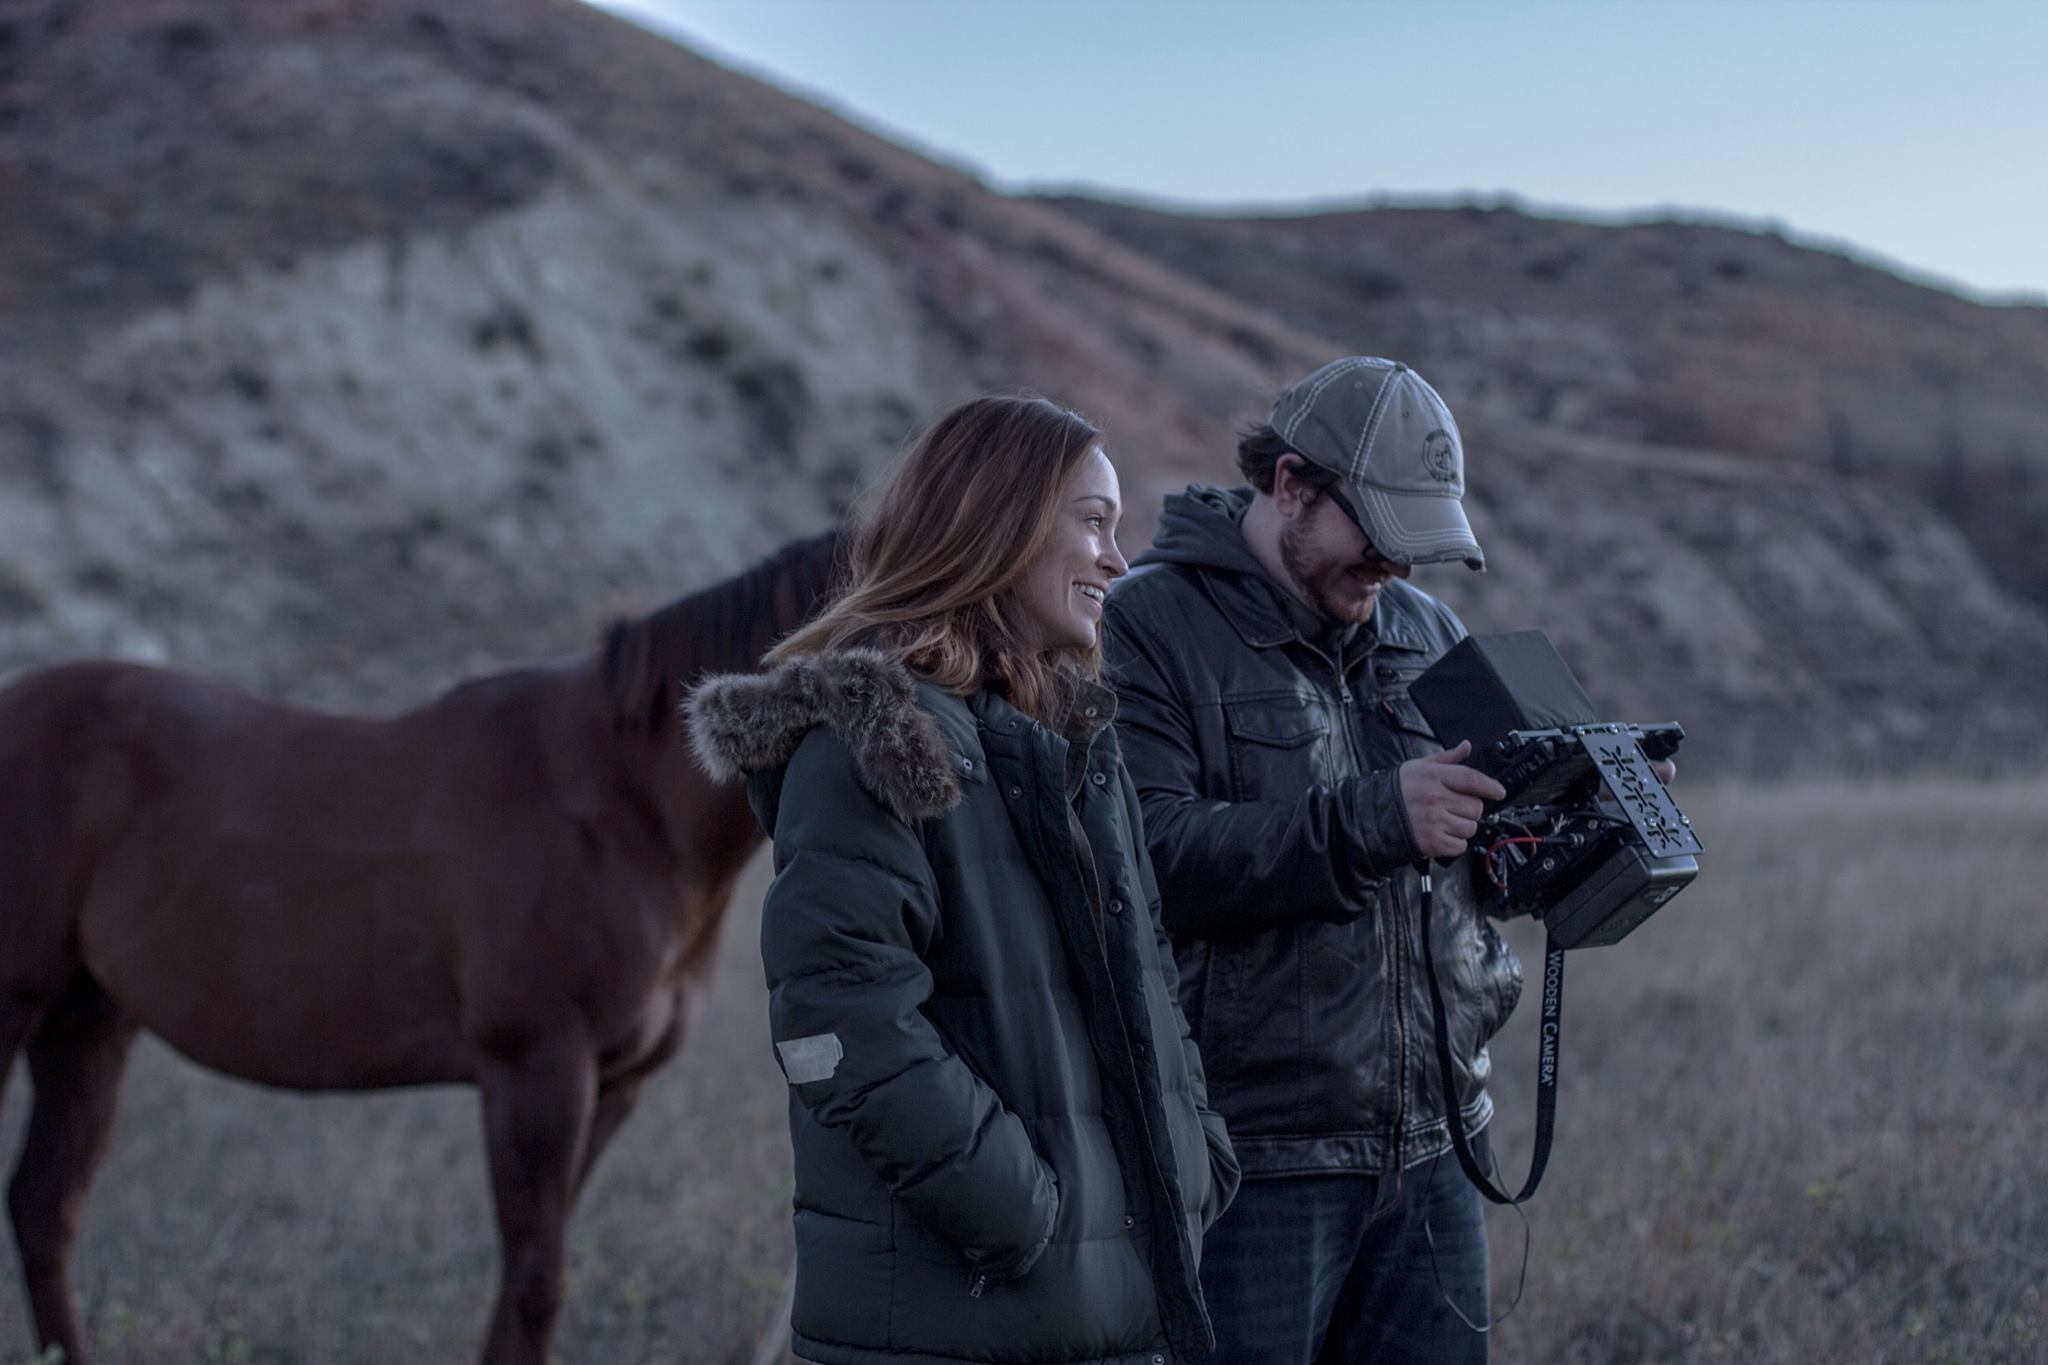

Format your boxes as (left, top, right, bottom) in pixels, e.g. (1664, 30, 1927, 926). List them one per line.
(770, 395, 1103, 720)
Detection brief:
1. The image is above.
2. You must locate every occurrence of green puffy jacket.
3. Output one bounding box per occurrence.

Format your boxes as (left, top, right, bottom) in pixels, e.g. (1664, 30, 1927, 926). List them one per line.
(688, 649, 1238, 1365)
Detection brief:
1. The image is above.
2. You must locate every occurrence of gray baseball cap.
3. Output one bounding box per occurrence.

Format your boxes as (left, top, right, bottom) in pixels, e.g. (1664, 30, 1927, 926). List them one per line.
(1269, 356, 1484, 570)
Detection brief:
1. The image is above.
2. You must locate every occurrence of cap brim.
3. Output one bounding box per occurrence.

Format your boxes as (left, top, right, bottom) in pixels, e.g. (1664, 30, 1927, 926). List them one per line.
(1345, 480, 1485, 571)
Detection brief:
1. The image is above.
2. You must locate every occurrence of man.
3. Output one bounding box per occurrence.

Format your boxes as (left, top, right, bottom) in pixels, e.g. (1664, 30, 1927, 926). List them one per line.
(1102, 356, 1514, 1364)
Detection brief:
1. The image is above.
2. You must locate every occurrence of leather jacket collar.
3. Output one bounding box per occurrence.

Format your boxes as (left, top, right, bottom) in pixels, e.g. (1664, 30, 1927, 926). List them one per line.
(1132, 485, 1440, 657)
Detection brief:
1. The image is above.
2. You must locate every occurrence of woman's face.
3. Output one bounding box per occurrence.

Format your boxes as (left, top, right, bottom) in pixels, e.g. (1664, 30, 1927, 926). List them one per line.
(1012, 446, 1129, 653)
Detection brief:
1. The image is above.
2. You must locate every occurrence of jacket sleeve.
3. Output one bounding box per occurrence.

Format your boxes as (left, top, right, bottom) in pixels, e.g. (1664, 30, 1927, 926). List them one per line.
(1105, 597, 1421, 936)
(1123, 765, 1240, 1231)
(762, 727, 1058, 1282)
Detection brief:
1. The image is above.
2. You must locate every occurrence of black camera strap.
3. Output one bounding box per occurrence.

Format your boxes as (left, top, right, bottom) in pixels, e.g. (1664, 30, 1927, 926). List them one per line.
(1419, 871, 1563, 1205)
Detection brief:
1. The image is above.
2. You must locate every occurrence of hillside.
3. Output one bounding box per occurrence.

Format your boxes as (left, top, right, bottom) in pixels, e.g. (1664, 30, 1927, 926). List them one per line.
(0, 0, 2043, 780)
(3, 2, 2046, 1361)
(1045, 195, 2048, 608)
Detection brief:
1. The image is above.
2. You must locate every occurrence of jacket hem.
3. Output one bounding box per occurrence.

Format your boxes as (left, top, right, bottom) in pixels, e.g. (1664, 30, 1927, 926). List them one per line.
(1226, 1092, 1493, 1177)
(793, 1331, 1177, 1365)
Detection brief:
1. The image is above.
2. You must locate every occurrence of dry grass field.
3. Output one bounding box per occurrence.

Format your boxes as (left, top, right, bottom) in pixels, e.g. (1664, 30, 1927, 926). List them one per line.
(0, 855, 797, 1365)
(1477, 779, 2047, 1364)
(4, 778, 2044, 1363)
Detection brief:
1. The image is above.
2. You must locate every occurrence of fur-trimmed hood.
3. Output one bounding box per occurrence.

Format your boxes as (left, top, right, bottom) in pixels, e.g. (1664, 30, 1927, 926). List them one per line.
(684, 649, 968, 823)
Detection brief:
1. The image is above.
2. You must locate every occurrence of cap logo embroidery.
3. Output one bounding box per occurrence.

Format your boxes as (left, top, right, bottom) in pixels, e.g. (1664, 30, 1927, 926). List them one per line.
(1423, 429, 1458, 484)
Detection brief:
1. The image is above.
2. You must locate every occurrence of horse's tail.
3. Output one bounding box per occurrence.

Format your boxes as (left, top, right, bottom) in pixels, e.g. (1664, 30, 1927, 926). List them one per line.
(0, 663, 120, 1077)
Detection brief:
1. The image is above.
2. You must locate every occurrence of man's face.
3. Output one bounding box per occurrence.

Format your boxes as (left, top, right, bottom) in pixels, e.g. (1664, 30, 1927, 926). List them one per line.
(1276, 468, 1412, 626)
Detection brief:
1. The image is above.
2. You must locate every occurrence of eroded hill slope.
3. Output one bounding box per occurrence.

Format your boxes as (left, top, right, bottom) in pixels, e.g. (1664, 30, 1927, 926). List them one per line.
(0, 0, 2041, 772)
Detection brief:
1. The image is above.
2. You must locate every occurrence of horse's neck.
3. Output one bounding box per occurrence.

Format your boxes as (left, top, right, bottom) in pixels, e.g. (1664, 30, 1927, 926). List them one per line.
(663, 540, 823, 667)
(676, 764, 769, 890)
(634, 533, 839, 877)
(649, 617, 772, 692)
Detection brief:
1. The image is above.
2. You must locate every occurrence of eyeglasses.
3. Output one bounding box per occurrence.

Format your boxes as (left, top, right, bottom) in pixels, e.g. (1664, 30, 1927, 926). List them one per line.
(1323, 485, 1410, 569)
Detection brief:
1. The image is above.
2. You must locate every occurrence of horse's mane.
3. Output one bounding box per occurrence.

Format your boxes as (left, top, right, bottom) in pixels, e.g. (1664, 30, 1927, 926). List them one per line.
(598, 530, 850, 732)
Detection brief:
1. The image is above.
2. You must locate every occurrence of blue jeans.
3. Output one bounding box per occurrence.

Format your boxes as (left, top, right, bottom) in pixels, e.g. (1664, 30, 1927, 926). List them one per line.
(1198, 1139, 1491, 1365)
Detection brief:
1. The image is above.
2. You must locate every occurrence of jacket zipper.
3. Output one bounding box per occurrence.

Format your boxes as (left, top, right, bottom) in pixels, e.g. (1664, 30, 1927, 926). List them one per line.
(1309, 637, 1411, 1170)
(1387, 878, 1410, 1170)
(1302, 642, 1366, 776)
(1356, 639, 1410, 1170)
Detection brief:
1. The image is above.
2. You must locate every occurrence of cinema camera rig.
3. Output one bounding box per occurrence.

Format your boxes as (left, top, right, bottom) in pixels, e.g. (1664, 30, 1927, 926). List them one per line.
(1396, 632, 1711, 1219)
(1410, 632, 1704, 949)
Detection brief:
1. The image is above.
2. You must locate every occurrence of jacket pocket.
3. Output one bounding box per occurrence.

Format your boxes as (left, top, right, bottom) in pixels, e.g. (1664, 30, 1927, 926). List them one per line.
(1376, 690, 1445, 762)
(792, 1207, 893, 1349)
(1222, 695, 1331, 803)
(1195, 936, 1255, 1084)
(1477, 918, 1524, 1046)
(890, 1152, 1059, 1285)
(1435, 871, 1523, 1056)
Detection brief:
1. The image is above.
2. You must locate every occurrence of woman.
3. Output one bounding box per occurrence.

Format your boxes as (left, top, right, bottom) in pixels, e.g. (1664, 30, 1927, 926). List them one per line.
(687, 396, 1238, 1365)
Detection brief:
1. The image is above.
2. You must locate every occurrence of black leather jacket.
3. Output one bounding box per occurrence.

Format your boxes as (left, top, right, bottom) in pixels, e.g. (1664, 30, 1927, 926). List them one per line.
(1104, 486, 1522, 1177)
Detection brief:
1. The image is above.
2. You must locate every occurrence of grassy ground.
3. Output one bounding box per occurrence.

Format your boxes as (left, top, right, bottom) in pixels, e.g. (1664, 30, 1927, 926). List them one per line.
(5, 780, 2044, 1363)
(2, 857, 796, 1365)
(1477, 779, 2047, 1364)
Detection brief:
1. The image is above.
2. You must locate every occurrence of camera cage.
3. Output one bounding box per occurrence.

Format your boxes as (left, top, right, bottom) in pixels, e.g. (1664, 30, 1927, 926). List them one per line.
(1477, 721, 1702, 947)
(1410, 634, 1703, 949)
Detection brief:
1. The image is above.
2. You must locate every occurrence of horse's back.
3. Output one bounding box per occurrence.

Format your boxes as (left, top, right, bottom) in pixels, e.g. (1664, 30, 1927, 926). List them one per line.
(1, 658, 553, 804)
(0, 660, 185, 848)
(0, 659, 561, 1089)
(2, 658, 312, 765)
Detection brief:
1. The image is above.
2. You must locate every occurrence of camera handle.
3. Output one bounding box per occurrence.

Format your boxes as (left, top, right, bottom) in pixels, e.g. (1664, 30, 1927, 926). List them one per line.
(1419, 870, 1564, 1205)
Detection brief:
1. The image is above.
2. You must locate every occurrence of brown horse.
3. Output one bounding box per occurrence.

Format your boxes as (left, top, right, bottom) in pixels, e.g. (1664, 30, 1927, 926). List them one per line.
(0, 531, 843, 1365)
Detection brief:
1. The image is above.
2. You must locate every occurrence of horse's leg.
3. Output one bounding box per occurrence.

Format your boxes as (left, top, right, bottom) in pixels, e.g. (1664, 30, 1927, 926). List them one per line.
(0, 990, 36, 1094)
(6, 976, 136, 1365)
(574, 1007, 685, 1198)
(573, 1078, 645, 1200)
(476, 1036, 597, 1365)
(0, 992, 39, 1250)
(0, 917, 65, 1349)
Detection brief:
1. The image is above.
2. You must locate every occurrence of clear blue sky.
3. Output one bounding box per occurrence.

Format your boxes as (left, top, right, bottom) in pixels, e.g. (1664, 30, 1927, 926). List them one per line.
(590, 0, 2047, 303)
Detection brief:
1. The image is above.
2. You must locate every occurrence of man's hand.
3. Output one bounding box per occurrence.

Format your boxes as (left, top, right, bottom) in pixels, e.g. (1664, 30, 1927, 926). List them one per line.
(1398, 740, 1508, 860)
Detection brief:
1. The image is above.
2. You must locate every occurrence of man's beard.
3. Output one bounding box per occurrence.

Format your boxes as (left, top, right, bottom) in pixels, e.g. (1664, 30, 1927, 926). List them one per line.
(1278, 518, 1383, 626)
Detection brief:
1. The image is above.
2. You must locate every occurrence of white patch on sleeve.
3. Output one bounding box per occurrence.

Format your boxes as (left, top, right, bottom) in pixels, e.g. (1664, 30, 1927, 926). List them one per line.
(775, 1033, 844, 1085)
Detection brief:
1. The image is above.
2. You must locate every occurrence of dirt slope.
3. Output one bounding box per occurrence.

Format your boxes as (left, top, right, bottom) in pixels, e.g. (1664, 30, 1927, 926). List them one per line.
(1, 0, 2042, 776)
(1045, 195, 2048, 608)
